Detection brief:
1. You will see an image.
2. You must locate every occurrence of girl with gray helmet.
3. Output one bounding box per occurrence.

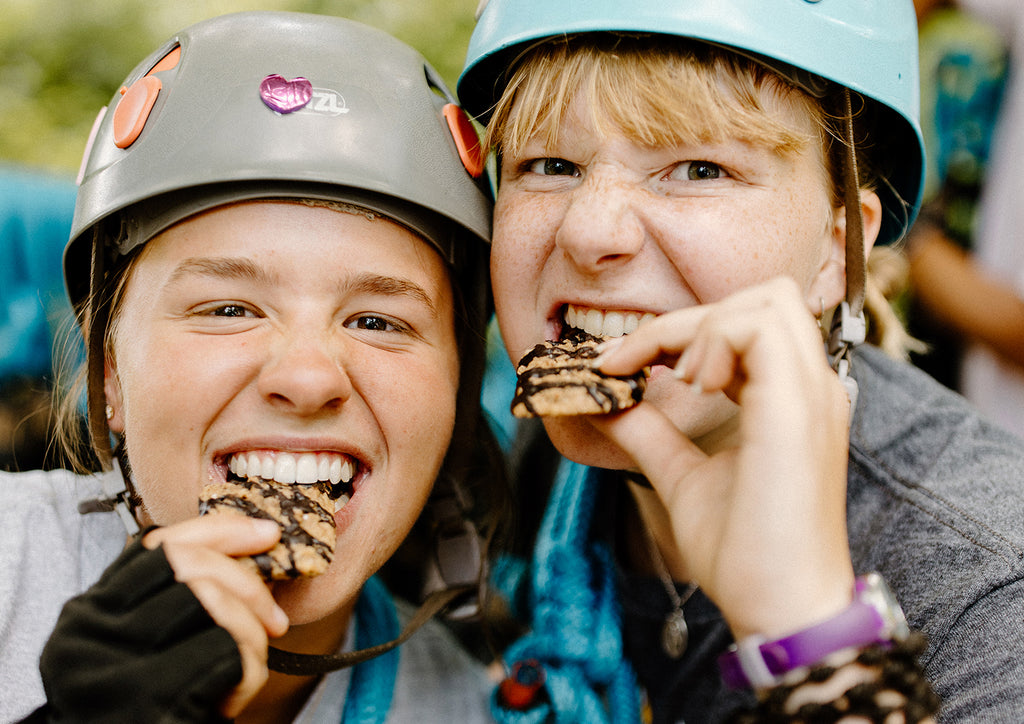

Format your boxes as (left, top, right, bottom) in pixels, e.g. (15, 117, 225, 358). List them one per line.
(460, 1, 1024, 722)
(2, 11, 503, 723)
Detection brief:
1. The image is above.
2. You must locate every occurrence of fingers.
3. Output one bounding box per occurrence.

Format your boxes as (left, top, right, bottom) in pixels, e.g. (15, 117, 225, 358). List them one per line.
(589, 278, 856, 636)
(597, 277, 842, 410)
(590, 402, 708, 503)
(185, 575, 271, 718)
(144, 516, 289, 717)
(144, 514, 281, 556)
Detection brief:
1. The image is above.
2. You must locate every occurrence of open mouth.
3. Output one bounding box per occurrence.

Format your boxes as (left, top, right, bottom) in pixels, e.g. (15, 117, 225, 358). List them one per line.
(562, 303, 657, 339)
(226, 451, 358, 513)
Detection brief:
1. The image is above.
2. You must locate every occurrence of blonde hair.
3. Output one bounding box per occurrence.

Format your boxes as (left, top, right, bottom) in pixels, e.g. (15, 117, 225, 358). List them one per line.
(486, 35, 820, 164)
(486, 33, 916, 358)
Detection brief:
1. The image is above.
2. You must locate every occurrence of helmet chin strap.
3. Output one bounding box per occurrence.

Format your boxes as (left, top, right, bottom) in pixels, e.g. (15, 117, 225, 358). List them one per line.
(269, 474, 487, 675)
(828, 88, 867, 413)
(267, 584, 474, 675)
(86, 227, 114, 469)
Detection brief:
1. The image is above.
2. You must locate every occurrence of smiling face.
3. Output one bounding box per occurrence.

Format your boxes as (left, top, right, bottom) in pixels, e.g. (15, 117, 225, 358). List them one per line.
(103, 200, 459, 621)
(490, 42, 850, 469)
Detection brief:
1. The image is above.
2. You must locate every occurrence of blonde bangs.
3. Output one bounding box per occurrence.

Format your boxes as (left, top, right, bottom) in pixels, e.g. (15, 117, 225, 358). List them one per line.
(486, 36, 820, 160)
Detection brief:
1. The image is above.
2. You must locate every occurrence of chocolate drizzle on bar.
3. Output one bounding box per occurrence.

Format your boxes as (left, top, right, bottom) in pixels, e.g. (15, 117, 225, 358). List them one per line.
(511, 328, 646, 418)
(199, 477, 336, 580)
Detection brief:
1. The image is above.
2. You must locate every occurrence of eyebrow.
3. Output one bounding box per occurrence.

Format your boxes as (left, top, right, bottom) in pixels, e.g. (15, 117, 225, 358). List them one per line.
(169, 257, 270, 286)
(347, 272, 440, 316)
(169, 257, 440, 316)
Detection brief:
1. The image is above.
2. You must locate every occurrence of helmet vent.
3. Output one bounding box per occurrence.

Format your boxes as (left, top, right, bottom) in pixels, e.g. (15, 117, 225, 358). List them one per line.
(443, 103, 485, 178)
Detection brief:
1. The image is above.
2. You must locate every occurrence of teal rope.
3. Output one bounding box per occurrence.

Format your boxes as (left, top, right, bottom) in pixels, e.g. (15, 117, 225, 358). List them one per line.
(491, 461, 641, 723)
(342, 575, 400, 724)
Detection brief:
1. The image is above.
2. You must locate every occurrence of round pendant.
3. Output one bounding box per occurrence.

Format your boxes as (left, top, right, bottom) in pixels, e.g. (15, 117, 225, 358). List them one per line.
(660, 609, 689, 659)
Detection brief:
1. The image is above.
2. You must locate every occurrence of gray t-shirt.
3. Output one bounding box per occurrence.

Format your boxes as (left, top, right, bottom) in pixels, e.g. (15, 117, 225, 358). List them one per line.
(0, 469, 494, 722)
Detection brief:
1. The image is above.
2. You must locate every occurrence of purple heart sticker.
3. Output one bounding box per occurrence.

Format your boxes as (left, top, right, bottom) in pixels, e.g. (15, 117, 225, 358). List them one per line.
(259, 74, 313, 114)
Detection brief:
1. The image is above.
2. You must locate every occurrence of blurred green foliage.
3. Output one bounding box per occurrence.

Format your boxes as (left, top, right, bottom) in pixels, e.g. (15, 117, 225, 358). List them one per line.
(0, 0, 479, 174)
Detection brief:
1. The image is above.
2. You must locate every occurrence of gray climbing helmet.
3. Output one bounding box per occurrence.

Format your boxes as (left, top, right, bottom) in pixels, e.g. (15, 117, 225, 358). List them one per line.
(64, 11, 494, 475)
(64, 12, 496, 618)
(66, 10, 491, 310)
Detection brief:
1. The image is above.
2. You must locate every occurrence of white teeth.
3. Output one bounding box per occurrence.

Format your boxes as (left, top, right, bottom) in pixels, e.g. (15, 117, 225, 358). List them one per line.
(603, 311, 625, 338)
(328, 457, 355, 484)
(273, 455, 297, 484)
(565, 304, 656, 338)
(228, 451, 356, 486)
(334, 493, 351, 513)
(295, 453, 318, 484)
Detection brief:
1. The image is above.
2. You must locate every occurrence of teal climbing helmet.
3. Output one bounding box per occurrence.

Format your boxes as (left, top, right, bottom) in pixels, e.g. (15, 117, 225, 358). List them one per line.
(458, 0, 925, 245)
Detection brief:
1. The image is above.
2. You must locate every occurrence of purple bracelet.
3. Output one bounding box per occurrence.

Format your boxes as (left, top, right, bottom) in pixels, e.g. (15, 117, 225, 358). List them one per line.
(718, 573, 910, 689)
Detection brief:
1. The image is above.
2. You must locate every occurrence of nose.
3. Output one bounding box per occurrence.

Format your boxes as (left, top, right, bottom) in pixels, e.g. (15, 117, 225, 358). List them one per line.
(555, 172, 645, 272)
(257, 331, 353, 415)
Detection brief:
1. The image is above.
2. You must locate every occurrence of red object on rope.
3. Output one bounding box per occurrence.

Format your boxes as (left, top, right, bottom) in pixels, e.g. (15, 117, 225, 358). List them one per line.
(498, 659, 546, 710)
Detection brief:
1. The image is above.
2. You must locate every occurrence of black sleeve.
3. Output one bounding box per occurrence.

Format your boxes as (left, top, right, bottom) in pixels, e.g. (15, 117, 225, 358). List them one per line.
(27, 531, 243, 723)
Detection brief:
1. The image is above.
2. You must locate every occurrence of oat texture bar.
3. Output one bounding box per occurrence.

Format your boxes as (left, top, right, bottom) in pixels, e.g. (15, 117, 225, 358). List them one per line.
(199, 477, 336, 580)
(511, 330, 647, 418)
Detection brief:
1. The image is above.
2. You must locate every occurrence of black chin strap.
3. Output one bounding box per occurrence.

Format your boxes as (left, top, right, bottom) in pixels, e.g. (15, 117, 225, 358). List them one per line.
(267, 584, 473, 676)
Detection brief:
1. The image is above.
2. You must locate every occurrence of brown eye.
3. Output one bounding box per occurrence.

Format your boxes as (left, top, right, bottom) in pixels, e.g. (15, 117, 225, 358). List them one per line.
(212, 304, 251, 317)
(527, 158, 579, 176)
(346, 314, 403, 333)
(687, 162, 721, 180)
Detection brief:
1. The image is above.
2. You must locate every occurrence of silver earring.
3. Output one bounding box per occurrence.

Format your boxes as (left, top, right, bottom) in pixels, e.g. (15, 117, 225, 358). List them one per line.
(105, 404, 114, 421)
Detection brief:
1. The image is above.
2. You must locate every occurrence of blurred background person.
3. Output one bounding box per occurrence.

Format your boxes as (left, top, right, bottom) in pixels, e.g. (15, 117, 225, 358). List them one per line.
(952, 0, 1024, 438)
(909, 0, 1024, 439)
(906, 0, 1012, 391)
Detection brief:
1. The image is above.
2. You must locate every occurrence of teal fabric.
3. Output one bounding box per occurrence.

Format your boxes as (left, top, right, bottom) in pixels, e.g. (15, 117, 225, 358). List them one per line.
(490, 462, 641, 724)
(343, 575, 400, 724)
(0, 166, 78, 379)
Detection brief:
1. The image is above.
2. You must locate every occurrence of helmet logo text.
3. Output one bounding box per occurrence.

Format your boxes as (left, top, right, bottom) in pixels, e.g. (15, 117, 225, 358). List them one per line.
(300, 88, 350, 117)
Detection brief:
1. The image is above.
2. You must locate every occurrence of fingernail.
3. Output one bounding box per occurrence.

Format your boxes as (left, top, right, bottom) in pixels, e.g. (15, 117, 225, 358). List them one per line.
(251, 519, 281, 536)
(271, 605, 290, 633)
(592, 336, 625, 368)
(673, 348, 692, 379)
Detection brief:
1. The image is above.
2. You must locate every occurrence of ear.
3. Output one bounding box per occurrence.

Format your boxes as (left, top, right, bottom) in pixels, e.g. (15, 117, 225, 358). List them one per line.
(806, 190, 883, 310)
(103, 357, 125, 434)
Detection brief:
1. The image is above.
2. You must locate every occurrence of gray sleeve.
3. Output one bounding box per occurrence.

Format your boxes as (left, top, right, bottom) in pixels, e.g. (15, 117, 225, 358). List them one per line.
(927, 578, 1024, 723)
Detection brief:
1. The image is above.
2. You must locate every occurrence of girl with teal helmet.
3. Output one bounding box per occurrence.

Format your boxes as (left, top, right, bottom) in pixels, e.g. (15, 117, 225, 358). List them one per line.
(3, 11, 501, 722)
(462, 1, 1024, 722)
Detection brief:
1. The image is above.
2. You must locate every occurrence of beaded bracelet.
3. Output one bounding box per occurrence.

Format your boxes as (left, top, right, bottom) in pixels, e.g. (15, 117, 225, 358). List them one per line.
(729, 632, 940, 724)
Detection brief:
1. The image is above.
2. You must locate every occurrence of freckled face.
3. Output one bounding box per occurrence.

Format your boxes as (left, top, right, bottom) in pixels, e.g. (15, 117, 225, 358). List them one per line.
(104, 201, 459, 620)
(491, 89, 843, 468)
